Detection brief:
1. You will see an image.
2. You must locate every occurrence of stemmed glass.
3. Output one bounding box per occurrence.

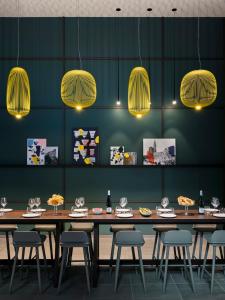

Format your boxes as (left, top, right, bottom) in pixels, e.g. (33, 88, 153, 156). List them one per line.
(161, 197, 169, 209)
(35, 197, 41, 210)
(75, 198, 81, 209)
(1, 197, 7, 214)
(28, 198, 35, 212)
(79, 197, 85, 208)
(119, 197, 128, 209)
(211, 197, 220, 210)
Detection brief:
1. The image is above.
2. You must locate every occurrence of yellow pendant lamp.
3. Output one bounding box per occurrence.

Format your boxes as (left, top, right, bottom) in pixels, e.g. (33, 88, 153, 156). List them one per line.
(180, 69, 217, 110)
(128, 67, 151, 118)
(180, 16, 217, 110)
(61, 69, 96, 110)
(128, 18, 151, 118)
(6, 67, 30, 119)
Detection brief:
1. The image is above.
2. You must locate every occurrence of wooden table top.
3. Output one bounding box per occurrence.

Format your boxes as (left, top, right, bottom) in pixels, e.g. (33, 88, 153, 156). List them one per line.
(0, 209, 224, 224)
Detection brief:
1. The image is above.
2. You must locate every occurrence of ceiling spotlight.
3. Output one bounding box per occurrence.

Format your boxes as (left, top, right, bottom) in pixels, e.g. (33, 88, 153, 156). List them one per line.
(116, 100, 121, 106)
(116, 8, 121, 11)
(147, 8, 152, 12)
(172, 100, 177, 105)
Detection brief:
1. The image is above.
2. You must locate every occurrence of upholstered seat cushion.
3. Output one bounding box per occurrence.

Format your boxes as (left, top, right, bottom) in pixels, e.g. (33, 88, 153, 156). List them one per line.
(34, 224, 56, 231)
(110, 224, 135, 233)
(193, 224, 217, 232)
(0, 224, 18, 231)
(204, 230, 225, 245)
(115, 230, 145, 246)
(70, 222, 94, 232)
(153, 224, 178, 232)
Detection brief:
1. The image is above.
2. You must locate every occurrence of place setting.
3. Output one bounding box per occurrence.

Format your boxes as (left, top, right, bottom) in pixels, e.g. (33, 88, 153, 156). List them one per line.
(156, 197, 177, 218)
(0, 197, 13, 215)
(22, 198, 44, 218)
(115, 197, 133, 218)
(69, 197, 88, 218)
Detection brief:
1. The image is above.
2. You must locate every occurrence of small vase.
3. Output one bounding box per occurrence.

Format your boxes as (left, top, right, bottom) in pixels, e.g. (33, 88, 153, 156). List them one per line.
(53, 205, 58, 215)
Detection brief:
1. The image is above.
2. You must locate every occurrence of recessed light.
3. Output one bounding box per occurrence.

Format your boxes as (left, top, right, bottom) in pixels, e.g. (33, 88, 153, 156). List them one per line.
(116, 8, 121, 12)
(147, 8, 152, 12)
(172, 8, 177, 12)
(116, 100, 121, 106)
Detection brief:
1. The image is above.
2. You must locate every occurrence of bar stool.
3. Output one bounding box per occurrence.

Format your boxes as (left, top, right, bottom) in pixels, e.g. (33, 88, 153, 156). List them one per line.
(33, 224, 56, 260)
(159, 230, 195, 293)
(69, 222, 94, 260)
(9, 231, 47, 294)
(0, 224, 18, 261)
(201, 230, 225, 294)
(57, 231, 91, 294)
(110, 224, 136, 270)
(114, 230, 145, 292)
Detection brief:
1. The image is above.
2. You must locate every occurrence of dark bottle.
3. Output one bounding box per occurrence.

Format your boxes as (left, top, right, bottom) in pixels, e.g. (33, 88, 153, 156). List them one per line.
(198, 190, 205, 214)
(106, 190, 112, 214)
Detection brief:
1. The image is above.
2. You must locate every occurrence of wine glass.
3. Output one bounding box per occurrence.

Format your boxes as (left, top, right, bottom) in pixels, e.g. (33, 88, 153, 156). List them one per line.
(161, 197, 169, 209)
(1, 197, 7, 212)
(75, 198, 81, 209)
(211, 197, 220, 209)
(35, 197, 41, 210)
(79, 197, 85, 208)
(28, 198, 35, 211)
(119, 197, 128, 209)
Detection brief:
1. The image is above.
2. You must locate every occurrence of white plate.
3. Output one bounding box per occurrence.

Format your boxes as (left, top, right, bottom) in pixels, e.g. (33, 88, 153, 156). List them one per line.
(159, 213, 176, 218)
(157, 208, 172, 213)
(204, 208, 219, 212)
(22, 213, 41, 218)
(116, 213, 133, 218)
(31, 208, 46, 212)
(213, 213, 225, 218)
(116, 208, 130, 213)
(0, 208, 13, 212)
(69, 213, 86, 218)
(73, 208, 88, 213)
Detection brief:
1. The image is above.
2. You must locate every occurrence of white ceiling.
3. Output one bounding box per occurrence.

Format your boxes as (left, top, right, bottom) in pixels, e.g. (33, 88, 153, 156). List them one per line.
(0, 0, 225, 17)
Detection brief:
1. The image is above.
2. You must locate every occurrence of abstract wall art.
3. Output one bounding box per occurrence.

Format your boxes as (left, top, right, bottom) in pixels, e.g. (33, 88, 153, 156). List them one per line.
(27, 138, 46, 166)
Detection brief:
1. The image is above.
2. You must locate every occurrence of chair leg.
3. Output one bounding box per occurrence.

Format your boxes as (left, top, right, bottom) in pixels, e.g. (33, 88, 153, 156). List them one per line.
(20, 247, 25, 279)
(186, 246, 196, 293)
(57, 247, 68, 294)
(29, 247, 33, 260)
(68, 248, 73, 267)
(114, 246, 122, 292)
(211, 246, 216, 295)
(156, 232, 162, 276)
(41, 244, 48, 269)
(163, 246, 170, 293)
(182, 246, 188, 278)
(131, 246, 136, 261)
(83, 247, 91, 294)
(35, 247, 42, 293)
(152, 231, 159, 260)
(219, 246, 224, 259)
(87, 232, 94, 260)
(48, 232, 53, 260)
(192, 232, 198, 259)
(158, 245, 165, 279)
(137, 246, 146, 291)
(5, 231, 11, 261)
(9, 247, 19, 293)
(177, 247, 182, 259)
(110, 233, 116, 271)
(201, 243, 209, 279)
(173, 247, 178, 259)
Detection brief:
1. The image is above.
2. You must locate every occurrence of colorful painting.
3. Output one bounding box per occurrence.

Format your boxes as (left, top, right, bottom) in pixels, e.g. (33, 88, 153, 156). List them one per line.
(110, 146, 124, 165)
(123, 152, 137, 165)
(143, 139, 176, 165)
(73, 128, 99, 166)
(27, 138, 46, 165)
(45, 147, 58, 165)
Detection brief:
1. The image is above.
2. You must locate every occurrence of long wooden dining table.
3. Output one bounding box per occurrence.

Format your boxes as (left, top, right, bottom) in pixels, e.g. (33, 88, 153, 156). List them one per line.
(0, 209, 225, 287)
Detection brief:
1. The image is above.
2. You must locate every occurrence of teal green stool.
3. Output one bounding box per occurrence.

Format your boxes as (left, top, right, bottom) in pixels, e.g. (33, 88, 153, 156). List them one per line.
(114, 230, 145, 292)
(159, 230, 195, 293)
(201, 230, 225, 294)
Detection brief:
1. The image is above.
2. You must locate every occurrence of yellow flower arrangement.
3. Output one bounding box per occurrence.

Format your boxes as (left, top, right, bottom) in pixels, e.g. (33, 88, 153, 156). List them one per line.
(47, 194, 64, 206)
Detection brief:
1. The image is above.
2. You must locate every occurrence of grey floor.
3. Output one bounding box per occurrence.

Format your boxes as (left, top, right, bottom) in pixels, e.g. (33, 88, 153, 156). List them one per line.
(1, 266, 225, 300)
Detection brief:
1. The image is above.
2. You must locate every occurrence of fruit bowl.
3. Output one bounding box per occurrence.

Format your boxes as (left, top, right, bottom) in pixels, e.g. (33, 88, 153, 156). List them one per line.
(139, 208, 152, 217)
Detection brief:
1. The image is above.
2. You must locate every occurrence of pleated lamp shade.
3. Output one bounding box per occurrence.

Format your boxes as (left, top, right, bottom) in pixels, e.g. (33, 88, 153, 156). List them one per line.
(6, 67, 30, 119)
(61, 70, 96, 110)
(180, 69, 217, 110)
(128, 67, 151, 118)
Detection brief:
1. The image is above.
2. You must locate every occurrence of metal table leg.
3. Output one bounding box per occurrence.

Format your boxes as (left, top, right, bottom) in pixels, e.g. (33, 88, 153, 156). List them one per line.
(53, 222, 62, 287)
(92, 223, 99, 287)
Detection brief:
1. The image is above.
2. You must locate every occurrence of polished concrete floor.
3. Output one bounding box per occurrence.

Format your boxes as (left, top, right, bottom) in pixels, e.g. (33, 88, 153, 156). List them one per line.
(0, 236, 225, 299)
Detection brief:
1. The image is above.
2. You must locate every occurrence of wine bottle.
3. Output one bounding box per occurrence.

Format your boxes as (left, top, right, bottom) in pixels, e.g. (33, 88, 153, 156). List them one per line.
(198, 190, 205, 214)
(106, 190, 112, 214)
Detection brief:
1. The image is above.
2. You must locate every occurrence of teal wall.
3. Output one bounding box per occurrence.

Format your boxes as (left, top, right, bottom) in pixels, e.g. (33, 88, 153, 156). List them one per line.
(0, 17, 224, 219)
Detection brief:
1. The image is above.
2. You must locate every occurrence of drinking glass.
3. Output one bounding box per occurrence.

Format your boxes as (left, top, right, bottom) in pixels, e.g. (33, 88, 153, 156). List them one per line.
(71, 205, 76, 213)
(35, 197, 41, 209)
(28, 198, 35, 210)
(79, 197, 85, 208)
(1, 197, 7, 210)
(119, 197, 128, 208)
(75, 198, 81, 209)
(211, 197, 220, 209)
(156, 206, 161, 216)
(161, 197, 169, 208)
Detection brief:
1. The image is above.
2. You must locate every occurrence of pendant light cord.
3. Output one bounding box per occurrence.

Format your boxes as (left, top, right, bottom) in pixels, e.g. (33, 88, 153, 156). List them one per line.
(76, 0, 82, 69)
(16, 0, 20, 66)
(197, 5, 202, 69)
(173, 10, 176, 100)
(138, 17, 142, 66)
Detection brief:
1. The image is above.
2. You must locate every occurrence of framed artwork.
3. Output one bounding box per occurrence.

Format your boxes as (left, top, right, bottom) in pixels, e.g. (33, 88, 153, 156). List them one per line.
(72, 128, 99, 165)
(27, 138, 46, 165)
(143, 139, 176, 165)
(123, 152, 137, 165)
(45, 147, 58, 165)
(110, 146, 124, 165)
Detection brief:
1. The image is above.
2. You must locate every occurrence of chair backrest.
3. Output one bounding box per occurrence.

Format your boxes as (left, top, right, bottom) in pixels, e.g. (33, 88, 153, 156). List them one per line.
(211, 230, 225, 244)
(115, 230, 145, 246)
(13, 231, 41, 246)
(60, 231, 89, 246)
(162, 230, 192, 245)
